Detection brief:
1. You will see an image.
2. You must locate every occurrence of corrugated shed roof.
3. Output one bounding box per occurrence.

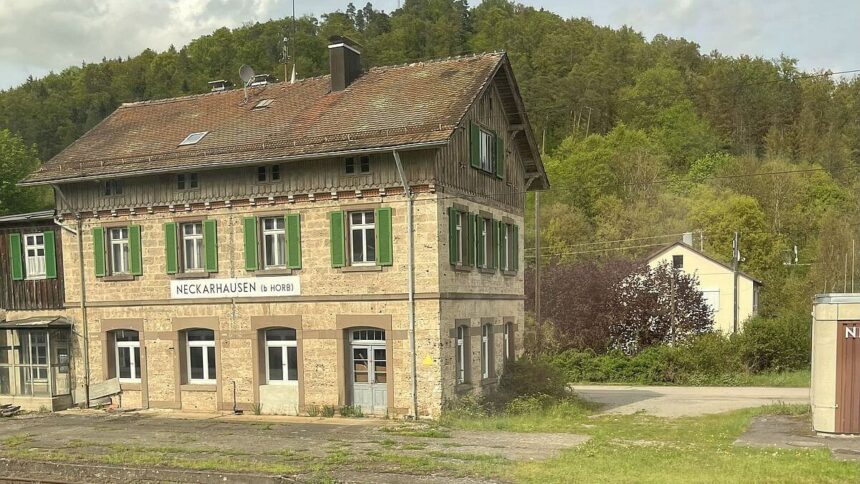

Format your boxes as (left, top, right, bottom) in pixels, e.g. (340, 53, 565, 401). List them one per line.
(23, 53, 509, 185)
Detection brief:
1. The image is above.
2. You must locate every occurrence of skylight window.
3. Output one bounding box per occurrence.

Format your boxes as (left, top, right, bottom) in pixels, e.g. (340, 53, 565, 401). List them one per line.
(179, 131, 208, 146)
(253, 99, 274, 110)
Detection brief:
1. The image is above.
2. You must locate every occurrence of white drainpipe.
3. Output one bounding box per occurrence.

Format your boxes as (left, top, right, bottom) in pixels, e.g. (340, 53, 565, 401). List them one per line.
(392, 150, 418, 419)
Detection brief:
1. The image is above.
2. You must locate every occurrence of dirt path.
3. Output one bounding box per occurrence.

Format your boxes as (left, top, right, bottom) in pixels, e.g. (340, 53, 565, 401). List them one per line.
(573, 385, 809, 417)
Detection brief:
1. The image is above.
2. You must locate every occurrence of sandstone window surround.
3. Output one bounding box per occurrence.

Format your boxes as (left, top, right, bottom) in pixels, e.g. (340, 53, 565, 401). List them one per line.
(455, 325, 468, 384)
(264, 328, 298, 384)
(92, 225, 142, 280)
(8, 231, 57, 281)
(243, 213, 301, 273)
(185, 329, 216, 384)
(165, 219, 218, 276)
(481, 322, 493, 381)
(329, 207, 392, 269)
(114, 330, 141, 383)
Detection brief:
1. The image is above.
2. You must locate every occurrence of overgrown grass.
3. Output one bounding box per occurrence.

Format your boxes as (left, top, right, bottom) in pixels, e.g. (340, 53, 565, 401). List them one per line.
(441, 398, 857, 483)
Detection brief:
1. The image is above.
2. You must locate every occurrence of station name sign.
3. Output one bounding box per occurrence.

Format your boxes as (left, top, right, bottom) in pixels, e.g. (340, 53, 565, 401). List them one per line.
(170, 276, 300, 299)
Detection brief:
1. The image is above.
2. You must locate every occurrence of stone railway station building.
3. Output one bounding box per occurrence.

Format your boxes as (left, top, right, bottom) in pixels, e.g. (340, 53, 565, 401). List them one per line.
(0, 38, 548, 417)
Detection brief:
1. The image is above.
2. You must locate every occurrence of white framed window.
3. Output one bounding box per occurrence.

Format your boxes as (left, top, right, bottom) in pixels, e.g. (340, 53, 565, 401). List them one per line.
(701, 289, 720, 314)
(115, 330, 141, 383)
(504, 322, 514, 362)
(177, 173, 199, 190)
(181, 222, 204, 272)
(262, 217, 286, 269)
(103, 180, 123, 196)
(256, 165, 281, 183)
(479, 218, 490, 269)
(108, 227, 130, 275)
(349, 211, 376, 266)
(265, 328, 298, 384)
(454, 212, 464, 265)
(455, 326, 467, 384)
(479, 129, 495, 173)
(24, 233, 46, 279)
(481, 323, 492, 379)
(186, 329, 216, 384)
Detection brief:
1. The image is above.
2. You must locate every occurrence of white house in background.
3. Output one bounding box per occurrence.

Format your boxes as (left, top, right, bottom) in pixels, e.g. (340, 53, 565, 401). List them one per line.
(646, 241, 762, 334)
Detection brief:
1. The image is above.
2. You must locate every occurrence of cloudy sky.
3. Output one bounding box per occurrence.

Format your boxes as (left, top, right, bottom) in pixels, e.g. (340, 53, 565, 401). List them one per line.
(1, 0, 857, 90)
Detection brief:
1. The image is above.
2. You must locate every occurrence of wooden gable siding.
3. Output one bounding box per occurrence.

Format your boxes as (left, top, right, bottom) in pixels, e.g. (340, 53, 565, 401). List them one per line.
(59, 151, 437, 213)
(0, 224, 65, 311)
(436, 82, 525, 213)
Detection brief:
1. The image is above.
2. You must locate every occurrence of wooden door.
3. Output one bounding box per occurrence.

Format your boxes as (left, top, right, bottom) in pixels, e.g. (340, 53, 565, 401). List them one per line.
(836, 321, 860, 433)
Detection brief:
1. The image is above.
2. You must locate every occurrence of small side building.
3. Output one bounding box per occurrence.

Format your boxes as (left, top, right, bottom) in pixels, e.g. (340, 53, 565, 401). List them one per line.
(646, 240, 761, 334)
(0, 210, 72, 411)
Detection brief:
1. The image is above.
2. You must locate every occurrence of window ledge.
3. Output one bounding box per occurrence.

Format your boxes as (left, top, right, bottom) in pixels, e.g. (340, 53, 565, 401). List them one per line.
(255, 268, 294, 277)
(102, 274, 135, 282)
(181, 384, 217, 392)
(452, 264, 472, 273)
(341, 265, 382, 273)
(119, 382, 142, 391)
(502, 270, 517, 277)
(173, 272, 210, 280)
(478, 268, 496, 275)
(481, 377, 498, 386)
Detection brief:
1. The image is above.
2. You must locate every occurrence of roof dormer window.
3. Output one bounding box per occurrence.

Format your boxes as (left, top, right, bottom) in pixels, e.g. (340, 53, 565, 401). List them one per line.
(179, 131, 208, 146)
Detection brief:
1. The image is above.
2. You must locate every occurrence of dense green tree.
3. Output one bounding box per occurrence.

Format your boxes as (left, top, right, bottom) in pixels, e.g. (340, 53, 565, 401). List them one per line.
(0, 130, 50, 214)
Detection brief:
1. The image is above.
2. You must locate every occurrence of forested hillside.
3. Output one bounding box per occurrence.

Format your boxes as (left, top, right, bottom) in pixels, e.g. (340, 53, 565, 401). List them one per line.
(1, 0, 859, 317)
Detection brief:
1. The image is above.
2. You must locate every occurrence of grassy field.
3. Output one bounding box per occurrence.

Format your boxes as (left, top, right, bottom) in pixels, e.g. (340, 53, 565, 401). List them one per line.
(441, 400, 856, 483)
(570, 369, 811, 388)
(1, 399, 855, 483)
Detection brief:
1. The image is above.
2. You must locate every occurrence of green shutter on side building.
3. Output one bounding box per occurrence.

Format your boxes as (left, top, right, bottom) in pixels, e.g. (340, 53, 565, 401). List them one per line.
(9, 233, 23, 281)
(164, 222, 178, 274)
(375, 207, 393, 266)
(43, 231, 57, 279)
(203, 219, 218, 273)
(243, 217, 258, 271)
(475, 216, 484, 268)
(513, 224, 520, 271)
(329, 212, 345, 268)
(495, 133, 505, 179)
(498, 221, 506, 271)
(490, 218, 498, 270)
(448, 207, 459, 265)
(286, 213, 302, 269)
(467, 212, 475, 267)
(129, 225, 143, 276)
(92, 227, 106, 277)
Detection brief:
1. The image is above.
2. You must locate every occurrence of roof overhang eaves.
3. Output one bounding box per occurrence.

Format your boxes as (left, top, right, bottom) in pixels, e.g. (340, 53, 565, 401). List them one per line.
(19, 139, 449, 187)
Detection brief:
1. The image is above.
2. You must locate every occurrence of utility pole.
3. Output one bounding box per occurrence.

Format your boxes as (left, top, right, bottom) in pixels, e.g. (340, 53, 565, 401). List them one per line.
(732, 232, 740, 334)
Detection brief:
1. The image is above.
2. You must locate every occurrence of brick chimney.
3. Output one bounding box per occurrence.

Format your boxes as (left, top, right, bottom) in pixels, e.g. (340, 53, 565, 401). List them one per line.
(328, 36, 362, 92)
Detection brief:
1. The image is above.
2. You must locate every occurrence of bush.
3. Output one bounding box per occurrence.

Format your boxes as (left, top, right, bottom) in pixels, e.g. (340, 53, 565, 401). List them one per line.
(497, 358, 569, 400)
(738, 313, 811, 372)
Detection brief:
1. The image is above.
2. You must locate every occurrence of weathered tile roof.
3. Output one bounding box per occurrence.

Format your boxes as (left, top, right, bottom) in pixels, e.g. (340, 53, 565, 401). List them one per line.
(23, 53, 506, 185)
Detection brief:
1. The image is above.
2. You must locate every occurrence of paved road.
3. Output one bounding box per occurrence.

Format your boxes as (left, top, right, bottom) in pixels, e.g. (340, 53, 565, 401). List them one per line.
(573, 385, 810, 417)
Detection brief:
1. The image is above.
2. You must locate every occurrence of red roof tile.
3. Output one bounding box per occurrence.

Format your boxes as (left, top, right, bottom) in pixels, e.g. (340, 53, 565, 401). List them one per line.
(23, 53, 505, 185)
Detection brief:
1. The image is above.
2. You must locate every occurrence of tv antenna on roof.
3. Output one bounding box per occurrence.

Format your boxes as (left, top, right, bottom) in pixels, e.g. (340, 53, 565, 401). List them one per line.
(239, 64, 255, 102)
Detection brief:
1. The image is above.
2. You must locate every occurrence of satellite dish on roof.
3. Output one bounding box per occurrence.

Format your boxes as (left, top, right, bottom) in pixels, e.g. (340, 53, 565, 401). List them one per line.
(239, 65, 256, 85)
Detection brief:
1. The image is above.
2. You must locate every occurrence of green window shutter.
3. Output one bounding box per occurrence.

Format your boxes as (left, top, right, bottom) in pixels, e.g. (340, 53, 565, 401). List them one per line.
(243, 217, 258, 271)
(9, 233, 23, 281)
(375, 207, 393, 266)
(129, 225, 143, 276)
(43, 231, 57, 279)
(203, 219, 218, 273)
(448, 207, 458, 265)
(495, 133, 505, 179)
(92, 227, 106, 277)
(513, 224, 520, 271)
(164, 222, 178, 274)
(467, 212, 475, 267)
(329, 211, 345, 268)
(498, 222, 506, 271)
(475, 216, 484, 268)
(286, 213, 302, 270)
(469, 121, 481, 168)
